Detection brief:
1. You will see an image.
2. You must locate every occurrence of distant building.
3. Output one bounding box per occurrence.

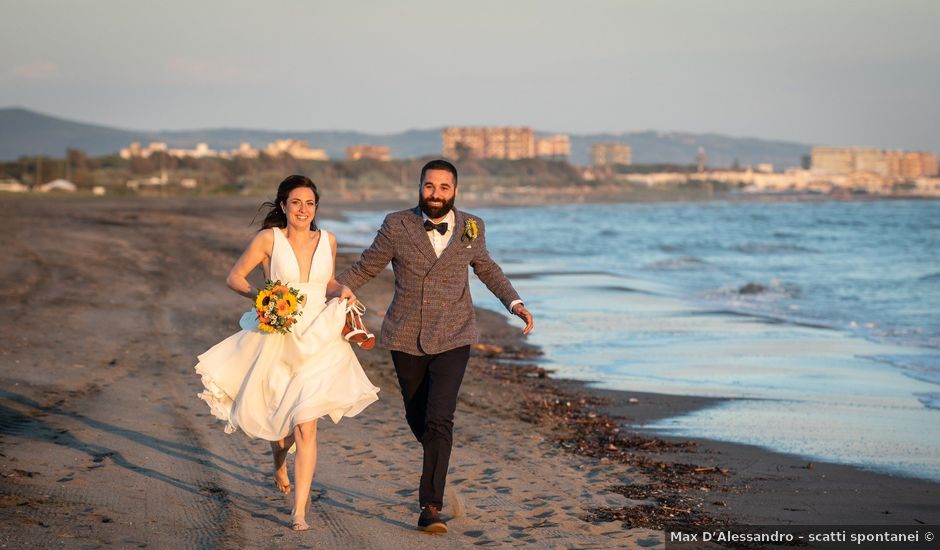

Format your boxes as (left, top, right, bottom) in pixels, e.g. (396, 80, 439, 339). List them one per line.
(0, 178, 28, 193)
(346, 144, 391, 161)
(442, 127, 535, 160)
(811, 147, 855, 175)
(229, 142, 259, 159)
(264, 139, 328, 160)
(169, 143, 217, 159)
(755, 163, 774, 173)
(591, 142, 632, 167)
(921, 152, 940, 177)
(852, 148, 886, 175)
(812, 146, 939, 178)
(696, 146, 706, 172)
(39, 179, 77, 192)
(120, 142, 168, 159)
(535, 134, 571, 159)
(126, 173, 168, 190)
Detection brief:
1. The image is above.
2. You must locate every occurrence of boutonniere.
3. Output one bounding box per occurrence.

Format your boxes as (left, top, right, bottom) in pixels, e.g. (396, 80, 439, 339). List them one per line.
(464, 218, 479, 241)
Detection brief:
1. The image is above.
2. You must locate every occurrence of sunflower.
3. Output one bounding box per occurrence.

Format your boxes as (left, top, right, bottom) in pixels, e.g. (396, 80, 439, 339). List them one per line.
(255, 289, 273, 309)
(285, 293, 298, 313)
(258, 322, 275, 333)
(465, 218, 479, 240)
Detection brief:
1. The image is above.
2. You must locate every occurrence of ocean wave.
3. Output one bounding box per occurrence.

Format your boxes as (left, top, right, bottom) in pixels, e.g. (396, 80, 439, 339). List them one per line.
(714, 278, 801, 299)
(734, 242, 818, 254)
(862, 354, 940, 386)
(644, 256, 710, 270)
(918, 272, 940, 282)
(916, 393, 940, 410)
(697, 290, 841, 331)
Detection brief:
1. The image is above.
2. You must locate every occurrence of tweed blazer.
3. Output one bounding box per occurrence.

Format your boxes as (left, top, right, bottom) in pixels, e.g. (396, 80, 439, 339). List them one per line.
(336, 207, 521, 356)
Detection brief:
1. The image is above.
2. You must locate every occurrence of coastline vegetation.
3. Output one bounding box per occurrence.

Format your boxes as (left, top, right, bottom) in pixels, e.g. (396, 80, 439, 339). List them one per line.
(1, 151, 739, 202)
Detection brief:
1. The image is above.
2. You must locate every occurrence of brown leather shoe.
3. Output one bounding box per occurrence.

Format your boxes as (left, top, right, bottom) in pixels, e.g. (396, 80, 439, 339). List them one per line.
(417, 505, 447, 533)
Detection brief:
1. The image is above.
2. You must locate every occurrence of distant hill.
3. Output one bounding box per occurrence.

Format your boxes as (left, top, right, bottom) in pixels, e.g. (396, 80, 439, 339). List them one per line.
(0, 108, 152, 160)
(0, 108, 811, 168)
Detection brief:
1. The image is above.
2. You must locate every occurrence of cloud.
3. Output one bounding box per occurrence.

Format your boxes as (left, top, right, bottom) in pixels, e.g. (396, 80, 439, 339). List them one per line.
(164, 57, 265, 83)
(6, 62, 60, 80)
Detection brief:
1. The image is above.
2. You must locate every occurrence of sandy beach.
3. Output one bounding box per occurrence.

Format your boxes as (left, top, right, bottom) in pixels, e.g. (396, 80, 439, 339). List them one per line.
(1, 195, 937, 549)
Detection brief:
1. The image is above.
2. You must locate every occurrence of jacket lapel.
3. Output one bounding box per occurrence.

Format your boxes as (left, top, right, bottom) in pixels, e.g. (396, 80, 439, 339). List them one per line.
(403, 206, 439, 265)
(435, 209, 468, 265)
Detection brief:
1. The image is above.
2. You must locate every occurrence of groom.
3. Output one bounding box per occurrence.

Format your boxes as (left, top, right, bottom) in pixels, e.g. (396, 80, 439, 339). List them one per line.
(337, 159, 533, 533)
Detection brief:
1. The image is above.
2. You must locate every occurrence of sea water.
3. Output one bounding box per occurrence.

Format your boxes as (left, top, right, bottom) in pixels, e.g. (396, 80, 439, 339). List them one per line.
(328, 199, 940, 482)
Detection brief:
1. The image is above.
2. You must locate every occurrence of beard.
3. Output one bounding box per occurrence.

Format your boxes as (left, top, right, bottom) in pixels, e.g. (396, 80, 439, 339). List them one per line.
(419, 194, 455, 219)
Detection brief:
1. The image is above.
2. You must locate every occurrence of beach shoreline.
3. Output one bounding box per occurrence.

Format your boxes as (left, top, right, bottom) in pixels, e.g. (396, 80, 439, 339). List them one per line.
(327, 192, 940, 527)
(1, 195, 937, 549)
(463, 305, 940, 528)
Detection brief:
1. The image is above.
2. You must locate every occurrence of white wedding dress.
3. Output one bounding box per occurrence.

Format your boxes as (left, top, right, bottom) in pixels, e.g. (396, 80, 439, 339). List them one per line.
(195, 228, 379, 441)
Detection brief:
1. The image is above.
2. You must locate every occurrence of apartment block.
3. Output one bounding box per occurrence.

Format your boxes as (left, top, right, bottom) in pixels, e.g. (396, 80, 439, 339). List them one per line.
(591, 143, 632, 167)
(811, 147, 855, 175)
(442, 127, 535, 160)
(230, 142, 259, 159)
(346, 144, 391, 161)
(536, 134, 571, 159)
(264, 139, 328, 160)
(120, 142, 169, 159)
(814, 146, 939, 178)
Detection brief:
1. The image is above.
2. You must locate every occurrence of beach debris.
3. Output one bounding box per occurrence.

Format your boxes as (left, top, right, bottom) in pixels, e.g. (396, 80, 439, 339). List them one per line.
(473, 342, 543, 359)
(486, 363, 552, 381)
(473, 343, 504, 355)
(738, 282, 766, 294)
(6, 469, 39, 478)
(693, 466, 731, 476)
(481, 357, 742, 539)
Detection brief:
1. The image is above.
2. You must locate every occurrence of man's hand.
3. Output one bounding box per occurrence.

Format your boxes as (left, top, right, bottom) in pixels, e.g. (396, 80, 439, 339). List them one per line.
(338, 285, 357, 303)
(327, 281, 357, 303)
(511, 304, 534, 335)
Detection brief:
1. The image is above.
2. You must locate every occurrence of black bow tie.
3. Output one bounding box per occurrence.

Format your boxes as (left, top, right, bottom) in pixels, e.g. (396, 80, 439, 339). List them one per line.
(424, 220, 448, 235)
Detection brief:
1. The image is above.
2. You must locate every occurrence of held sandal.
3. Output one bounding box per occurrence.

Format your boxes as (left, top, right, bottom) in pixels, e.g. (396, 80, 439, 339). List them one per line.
(342, 301, 376, 350)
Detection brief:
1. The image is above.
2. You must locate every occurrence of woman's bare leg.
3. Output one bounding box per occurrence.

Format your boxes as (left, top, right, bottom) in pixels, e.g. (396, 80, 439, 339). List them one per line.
(270, 434, 295, 495)
(291, 420, 317, 530)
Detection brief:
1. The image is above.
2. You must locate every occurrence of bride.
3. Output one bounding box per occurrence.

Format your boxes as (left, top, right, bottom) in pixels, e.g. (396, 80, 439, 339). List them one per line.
(194, 175, 380, 531)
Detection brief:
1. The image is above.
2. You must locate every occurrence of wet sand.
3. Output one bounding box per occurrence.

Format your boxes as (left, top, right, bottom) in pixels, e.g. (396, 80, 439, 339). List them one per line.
(0, 195, 937, 549)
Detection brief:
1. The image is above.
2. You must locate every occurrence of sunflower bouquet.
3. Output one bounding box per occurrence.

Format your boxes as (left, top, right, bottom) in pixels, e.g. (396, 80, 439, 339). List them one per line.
(254, 280, 305, 334)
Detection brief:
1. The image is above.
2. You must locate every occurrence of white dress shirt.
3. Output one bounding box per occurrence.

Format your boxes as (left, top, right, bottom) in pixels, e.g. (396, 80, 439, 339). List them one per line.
(422, 210, 456, 257)
(422, 209, 523, 313)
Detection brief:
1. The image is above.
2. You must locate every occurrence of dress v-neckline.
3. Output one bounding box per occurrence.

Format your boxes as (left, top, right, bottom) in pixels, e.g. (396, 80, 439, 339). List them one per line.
(276, 228, 323, 284)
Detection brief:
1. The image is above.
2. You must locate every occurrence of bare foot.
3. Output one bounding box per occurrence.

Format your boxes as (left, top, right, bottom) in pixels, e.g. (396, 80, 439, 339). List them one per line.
(291, 509, 309, 531)
(271, 441, 291, 495)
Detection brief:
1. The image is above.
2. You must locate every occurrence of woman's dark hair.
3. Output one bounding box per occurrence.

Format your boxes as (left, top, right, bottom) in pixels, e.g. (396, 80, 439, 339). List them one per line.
(256, 174, 320, 231)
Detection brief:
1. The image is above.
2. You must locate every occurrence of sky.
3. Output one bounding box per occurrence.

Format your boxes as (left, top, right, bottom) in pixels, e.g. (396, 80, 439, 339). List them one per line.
(2, 0, 939, 150)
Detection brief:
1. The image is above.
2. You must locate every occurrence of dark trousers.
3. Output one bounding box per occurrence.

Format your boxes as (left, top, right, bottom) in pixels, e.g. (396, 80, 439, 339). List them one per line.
(390, 345, 470, 510)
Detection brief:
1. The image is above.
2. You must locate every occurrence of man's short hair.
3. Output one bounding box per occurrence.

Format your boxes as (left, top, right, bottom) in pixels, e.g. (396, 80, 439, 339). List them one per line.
(420, 159, 458, 185)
